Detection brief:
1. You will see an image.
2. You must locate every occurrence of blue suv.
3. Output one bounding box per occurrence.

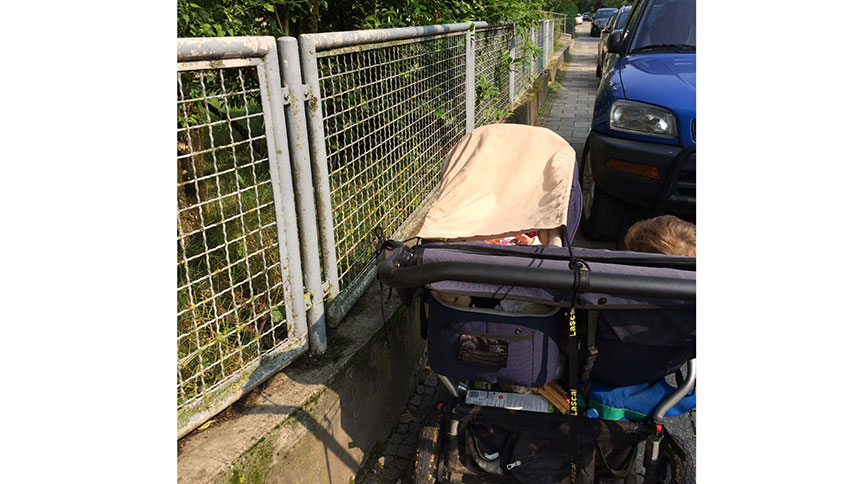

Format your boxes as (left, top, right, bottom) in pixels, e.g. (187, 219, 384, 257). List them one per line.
(581, 0, 695, 241)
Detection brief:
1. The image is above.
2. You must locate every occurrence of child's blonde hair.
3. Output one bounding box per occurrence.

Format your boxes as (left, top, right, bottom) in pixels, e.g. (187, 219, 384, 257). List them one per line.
(624, 215, 696, 256)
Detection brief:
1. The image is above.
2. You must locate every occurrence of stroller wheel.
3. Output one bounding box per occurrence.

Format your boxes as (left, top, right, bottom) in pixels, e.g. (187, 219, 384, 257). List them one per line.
(413, 409, 444, 484)
(646, 435, 695, 484)
(664, 438, 695, 484)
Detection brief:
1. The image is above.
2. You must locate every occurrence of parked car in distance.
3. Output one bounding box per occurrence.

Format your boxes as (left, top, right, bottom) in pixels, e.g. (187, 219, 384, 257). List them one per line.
(597, 5, 633, 78)
(591, 8, 619, 36)
(583, 12, 593, 21)
(582, 0, 696, 241)
(575, 13, 584, 24)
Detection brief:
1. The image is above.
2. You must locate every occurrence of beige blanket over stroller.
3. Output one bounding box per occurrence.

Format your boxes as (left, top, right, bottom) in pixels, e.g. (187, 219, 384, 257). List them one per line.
(417, 124, 577, 244)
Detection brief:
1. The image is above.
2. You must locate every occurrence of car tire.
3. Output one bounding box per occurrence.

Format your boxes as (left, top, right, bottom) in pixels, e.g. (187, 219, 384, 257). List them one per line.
(596, 61, 602, 78)
(412, 410, 443, 484)
(580, 148, 643, 242)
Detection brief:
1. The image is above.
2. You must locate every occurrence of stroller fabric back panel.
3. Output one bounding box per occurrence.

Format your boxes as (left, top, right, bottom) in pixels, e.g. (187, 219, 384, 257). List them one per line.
(427, 292, 564, 387)
(591, 308, 695, 386)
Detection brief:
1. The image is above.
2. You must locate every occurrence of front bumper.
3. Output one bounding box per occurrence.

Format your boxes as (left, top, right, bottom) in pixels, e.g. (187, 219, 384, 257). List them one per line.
(587, 130, 695, 216)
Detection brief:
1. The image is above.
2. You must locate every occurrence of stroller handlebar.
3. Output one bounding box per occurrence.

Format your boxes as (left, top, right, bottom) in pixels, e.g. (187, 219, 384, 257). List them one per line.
(376, 258, 695, 301)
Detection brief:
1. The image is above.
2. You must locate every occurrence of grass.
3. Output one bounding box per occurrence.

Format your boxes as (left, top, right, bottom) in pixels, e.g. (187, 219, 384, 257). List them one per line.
(177, 67, 293, 407)
(537, 69, 566, 125)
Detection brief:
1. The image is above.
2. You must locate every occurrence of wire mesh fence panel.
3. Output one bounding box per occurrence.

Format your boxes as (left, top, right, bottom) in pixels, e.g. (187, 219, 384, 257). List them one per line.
(176, 38, 307, 438)
(512, 29, 535, 103)
(474, 26, 514, 127)
(315, 33, 468, 295)
(535, 25, 546, 74)
(553, 16, 564, 45)
(562, 15, 575, 34)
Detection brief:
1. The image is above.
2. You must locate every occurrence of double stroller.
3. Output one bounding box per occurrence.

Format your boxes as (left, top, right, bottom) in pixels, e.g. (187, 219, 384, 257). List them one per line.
(376, 125, 696, 484)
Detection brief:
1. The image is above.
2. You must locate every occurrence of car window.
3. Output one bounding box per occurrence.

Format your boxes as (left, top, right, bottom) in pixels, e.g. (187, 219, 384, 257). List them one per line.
(615, 8, 632, 29)
(597, 8, 617, 19)
(607, 13, 618, 27)
(630, 0, 696, 51)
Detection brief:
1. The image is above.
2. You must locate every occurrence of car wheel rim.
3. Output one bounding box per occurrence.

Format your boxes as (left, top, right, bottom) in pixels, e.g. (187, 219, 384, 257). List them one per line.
(582, 152, 595, 219)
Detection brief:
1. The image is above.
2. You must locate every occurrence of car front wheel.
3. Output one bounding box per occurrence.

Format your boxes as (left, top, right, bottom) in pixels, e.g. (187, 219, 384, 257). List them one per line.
(580, 148, 643, 242)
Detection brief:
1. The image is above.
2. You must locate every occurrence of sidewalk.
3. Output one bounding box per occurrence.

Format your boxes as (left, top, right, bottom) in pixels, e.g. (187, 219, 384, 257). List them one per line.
(539, 23, 601, 164)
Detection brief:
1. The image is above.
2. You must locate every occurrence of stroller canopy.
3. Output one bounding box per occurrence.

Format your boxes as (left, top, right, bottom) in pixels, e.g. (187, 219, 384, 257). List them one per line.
(417, 124, 579, 242)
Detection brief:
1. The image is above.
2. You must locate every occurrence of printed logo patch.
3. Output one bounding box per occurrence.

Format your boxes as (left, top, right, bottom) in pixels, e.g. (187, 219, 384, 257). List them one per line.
(457, 334, 508, 368)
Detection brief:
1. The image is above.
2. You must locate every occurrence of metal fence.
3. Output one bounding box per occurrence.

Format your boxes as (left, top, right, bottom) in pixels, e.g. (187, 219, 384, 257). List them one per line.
(536, 21, 547, 73)
(474, 25, 514, 127)
(552, 13, 565, 42)
(176, 37, 312, 438)
(511, 27, 536, 103)
(177, 17, 570, 437)
(299, 25, 476, 325)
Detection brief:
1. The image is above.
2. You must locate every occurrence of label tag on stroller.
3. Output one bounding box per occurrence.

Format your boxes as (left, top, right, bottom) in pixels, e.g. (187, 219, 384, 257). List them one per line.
(465, 390, 553, 413)
(457, 334, 508, 368)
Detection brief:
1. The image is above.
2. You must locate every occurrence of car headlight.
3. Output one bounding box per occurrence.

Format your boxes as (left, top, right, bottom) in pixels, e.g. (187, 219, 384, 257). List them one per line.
(609, 100, 677, 138)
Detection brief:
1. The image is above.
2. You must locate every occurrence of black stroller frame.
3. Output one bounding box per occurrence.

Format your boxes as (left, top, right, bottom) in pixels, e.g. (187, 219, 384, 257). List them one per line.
(378, 241, 696, 484)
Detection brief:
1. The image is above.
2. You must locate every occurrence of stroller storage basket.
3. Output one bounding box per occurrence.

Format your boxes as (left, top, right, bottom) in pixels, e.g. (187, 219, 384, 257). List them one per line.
(427, 292, 564, 387)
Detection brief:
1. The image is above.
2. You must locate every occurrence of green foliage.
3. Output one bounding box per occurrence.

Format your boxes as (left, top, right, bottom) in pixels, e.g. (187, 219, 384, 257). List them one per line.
(546, 0, 579, 17)
(576, 0, 627, 13)
(178, 0, 281, 36)
(476, 75, 501, 103)
(178, 0, 558, 37)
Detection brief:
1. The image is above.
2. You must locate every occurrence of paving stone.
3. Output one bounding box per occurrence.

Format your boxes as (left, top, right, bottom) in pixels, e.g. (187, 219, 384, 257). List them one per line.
(384, 441, 399, 457)
(395, 443, 413, 458)
(378, 455, 395, 469)
(393, 456, 409, 472)
(403, 434, 419, 447)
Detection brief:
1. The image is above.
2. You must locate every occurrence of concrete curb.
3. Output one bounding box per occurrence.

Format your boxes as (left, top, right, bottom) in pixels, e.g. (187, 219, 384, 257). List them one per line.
(178, 284, 425, 484)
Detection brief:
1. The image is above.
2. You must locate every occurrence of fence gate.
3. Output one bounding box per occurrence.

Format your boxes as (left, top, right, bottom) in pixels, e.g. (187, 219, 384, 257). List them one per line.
(176, 37, 310, 438)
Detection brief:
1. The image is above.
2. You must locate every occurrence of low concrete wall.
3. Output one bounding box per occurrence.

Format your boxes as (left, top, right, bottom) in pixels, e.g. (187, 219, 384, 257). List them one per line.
(177, 33, 577, 484)
(178, 284, 424, 484)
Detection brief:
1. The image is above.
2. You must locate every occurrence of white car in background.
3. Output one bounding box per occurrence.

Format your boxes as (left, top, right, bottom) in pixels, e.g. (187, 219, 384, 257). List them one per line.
(575, 14, 584, 24)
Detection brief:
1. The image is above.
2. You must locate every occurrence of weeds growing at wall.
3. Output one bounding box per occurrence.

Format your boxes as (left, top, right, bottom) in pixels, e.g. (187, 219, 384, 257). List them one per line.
(177, 67, 292, 408)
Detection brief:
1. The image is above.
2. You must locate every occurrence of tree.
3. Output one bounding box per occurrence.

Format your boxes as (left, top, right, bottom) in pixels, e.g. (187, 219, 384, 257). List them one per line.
(178, 0, 559, 37)
(546, 0, 580, 17)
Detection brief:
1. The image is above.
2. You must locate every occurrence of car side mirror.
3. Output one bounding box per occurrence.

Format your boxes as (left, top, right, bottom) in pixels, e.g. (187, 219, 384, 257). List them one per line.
(607, 31, 623, 54)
